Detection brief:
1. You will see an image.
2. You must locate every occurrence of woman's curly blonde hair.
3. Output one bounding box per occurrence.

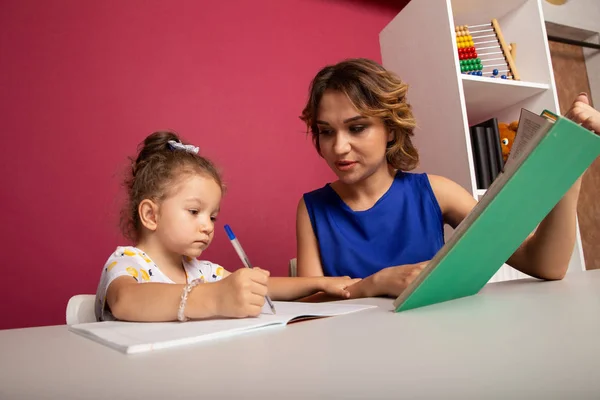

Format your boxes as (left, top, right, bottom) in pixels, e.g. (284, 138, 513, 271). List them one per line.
(300, 58, 418, 171)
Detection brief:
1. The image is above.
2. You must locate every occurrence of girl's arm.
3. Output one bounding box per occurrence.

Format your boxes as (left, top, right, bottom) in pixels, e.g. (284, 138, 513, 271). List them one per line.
(429, 174, 581, 280)
(106, 267, 269, 322)
(267, 276, 360, 301)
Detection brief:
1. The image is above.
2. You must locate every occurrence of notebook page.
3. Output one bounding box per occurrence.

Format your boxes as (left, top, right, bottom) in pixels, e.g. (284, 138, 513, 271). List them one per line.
(69, 316, 287, 354)
(70, 302, 376, 354)
(260, 301, 377, 320)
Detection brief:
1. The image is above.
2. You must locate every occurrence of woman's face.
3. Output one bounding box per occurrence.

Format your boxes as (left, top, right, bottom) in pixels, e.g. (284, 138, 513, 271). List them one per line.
(316, 90, 393, 185)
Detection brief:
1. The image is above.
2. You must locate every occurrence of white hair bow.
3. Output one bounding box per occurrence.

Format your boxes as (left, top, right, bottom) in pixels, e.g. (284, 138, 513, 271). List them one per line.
(168, 140, 199, 154)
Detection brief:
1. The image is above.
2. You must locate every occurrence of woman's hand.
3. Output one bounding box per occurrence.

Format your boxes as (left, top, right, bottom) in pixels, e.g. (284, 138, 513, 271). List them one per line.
(566, 93, 600, 133)
(372, 261, 428, 297)
(318, 276, 362, 298)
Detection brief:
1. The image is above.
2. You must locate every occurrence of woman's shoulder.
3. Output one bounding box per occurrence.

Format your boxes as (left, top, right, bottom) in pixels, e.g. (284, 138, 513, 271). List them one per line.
(300, 182, 338, 208)
(425, 174, 470, 198)
(424, 174, 478, 226)
(303, 182, 333, 198)
(424, 173, 450, 188)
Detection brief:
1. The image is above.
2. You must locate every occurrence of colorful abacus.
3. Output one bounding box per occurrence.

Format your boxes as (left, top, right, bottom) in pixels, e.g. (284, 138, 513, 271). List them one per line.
(455, 25, 483, 76)
(454, 19, 520, 81)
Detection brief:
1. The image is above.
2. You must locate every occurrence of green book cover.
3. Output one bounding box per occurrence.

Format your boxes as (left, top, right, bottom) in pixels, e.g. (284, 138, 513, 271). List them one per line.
(393, 109, 600, 312)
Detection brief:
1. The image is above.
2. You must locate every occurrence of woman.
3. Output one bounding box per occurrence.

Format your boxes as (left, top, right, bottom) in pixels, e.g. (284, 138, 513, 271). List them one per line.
(295, 58, 596, 299)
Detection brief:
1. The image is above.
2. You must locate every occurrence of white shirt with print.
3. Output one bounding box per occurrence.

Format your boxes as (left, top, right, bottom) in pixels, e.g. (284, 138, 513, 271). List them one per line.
(95, 246, 225, 321)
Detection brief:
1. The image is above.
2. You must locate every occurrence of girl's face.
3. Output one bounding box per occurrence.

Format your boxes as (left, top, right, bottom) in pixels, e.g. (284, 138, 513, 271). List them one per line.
(155, 174, 221, 259)
(316, 90, 393, 185)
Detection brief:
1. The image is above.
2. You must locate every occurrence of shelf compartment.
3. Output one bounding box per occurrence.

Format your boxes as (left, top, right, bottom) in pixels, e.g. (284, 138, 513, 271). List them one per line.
(462, 74, 549, 124)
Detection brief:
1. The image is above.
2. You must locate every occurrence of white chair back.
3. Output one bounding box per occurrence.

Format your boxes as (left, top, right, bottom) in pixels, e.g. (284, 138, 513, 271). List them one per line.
(66, 294, 96, 325)
(289, 258, 297, 277)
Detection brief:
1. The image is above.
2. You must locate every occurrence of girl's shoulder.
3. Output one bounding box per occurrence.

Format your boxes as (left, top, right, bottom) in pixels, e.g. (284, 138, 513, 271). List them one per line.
(183, 258, 226, 282)
(104, 246, 150, 267)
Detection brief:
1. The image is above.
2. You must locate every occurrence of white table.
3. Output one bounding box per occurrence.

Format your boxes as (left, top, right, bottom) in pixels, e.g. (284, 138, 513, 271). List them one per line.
(1, 270, 600, 399)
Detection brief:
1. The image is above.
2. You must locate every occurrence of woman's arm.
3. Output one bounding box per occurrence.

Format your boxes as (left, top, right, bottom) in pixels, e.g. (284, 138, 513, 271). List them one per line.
(106, 267, 269, 322)
(429, 173, 581, 280)
(295, 198, 326, 278)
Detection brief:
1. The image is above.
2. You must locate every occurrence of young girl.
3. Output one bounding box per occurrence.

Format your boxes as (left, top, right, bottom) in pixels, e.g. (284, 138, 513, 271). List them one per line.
(95, 131, 359, 322)
(295, 58, 594, 299)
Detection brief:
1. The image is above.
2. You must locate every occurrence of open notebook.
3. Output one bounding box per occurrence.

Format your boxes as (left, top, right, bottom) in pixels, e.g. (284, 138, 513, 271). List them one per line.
(69, 301, 376, 354)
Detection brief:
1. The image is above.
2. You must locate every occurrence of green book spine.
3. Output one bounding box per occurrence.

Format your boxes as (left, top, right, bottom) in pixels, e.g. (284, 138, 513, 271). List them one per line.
(394, 116, 600, 312)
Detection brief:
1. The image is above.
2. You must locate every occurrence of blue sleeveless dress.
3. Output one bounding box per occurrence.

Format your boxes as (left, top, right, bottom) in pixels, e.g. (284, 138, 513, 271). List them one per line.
(303, 172, 444, 279)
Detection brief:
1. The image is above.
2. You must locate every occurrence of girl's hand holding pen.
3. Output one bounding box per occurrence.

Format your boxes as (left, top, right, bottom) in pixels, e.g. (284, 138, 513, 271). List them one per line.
(213, 267, 270, 318)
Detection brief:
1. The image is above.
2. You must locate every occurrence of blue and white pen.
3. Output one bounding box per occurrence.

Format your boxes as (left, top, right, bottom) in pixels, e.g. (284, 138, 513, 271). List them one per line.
(224, 224, 276, 314)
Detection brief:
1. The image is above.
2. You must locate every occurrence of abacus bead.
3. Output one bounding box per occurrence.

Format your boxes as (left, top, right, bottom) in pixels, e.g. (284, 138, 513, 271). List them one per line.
(493, 69, 499, 75)
(501, 75, 507, 79)
(478, 71, 483, 76)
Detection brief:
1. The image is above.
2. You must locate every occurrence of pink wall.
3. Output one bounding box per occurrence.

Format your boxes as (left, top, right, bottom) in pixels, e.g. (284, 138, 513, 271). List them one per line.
(0, 0, 406, 329)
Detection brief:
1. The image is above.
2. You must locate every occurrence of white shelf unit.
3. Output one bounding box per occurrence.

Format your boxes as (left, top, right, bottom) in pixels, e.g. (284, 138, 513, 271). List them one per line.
(380, 0, 586, 282)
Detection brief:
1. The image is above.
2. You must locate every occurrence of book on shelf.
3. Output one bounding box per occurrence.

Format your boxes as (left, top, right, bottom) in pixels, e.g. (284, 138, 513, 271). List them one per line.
(469, 118, 504, 189)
